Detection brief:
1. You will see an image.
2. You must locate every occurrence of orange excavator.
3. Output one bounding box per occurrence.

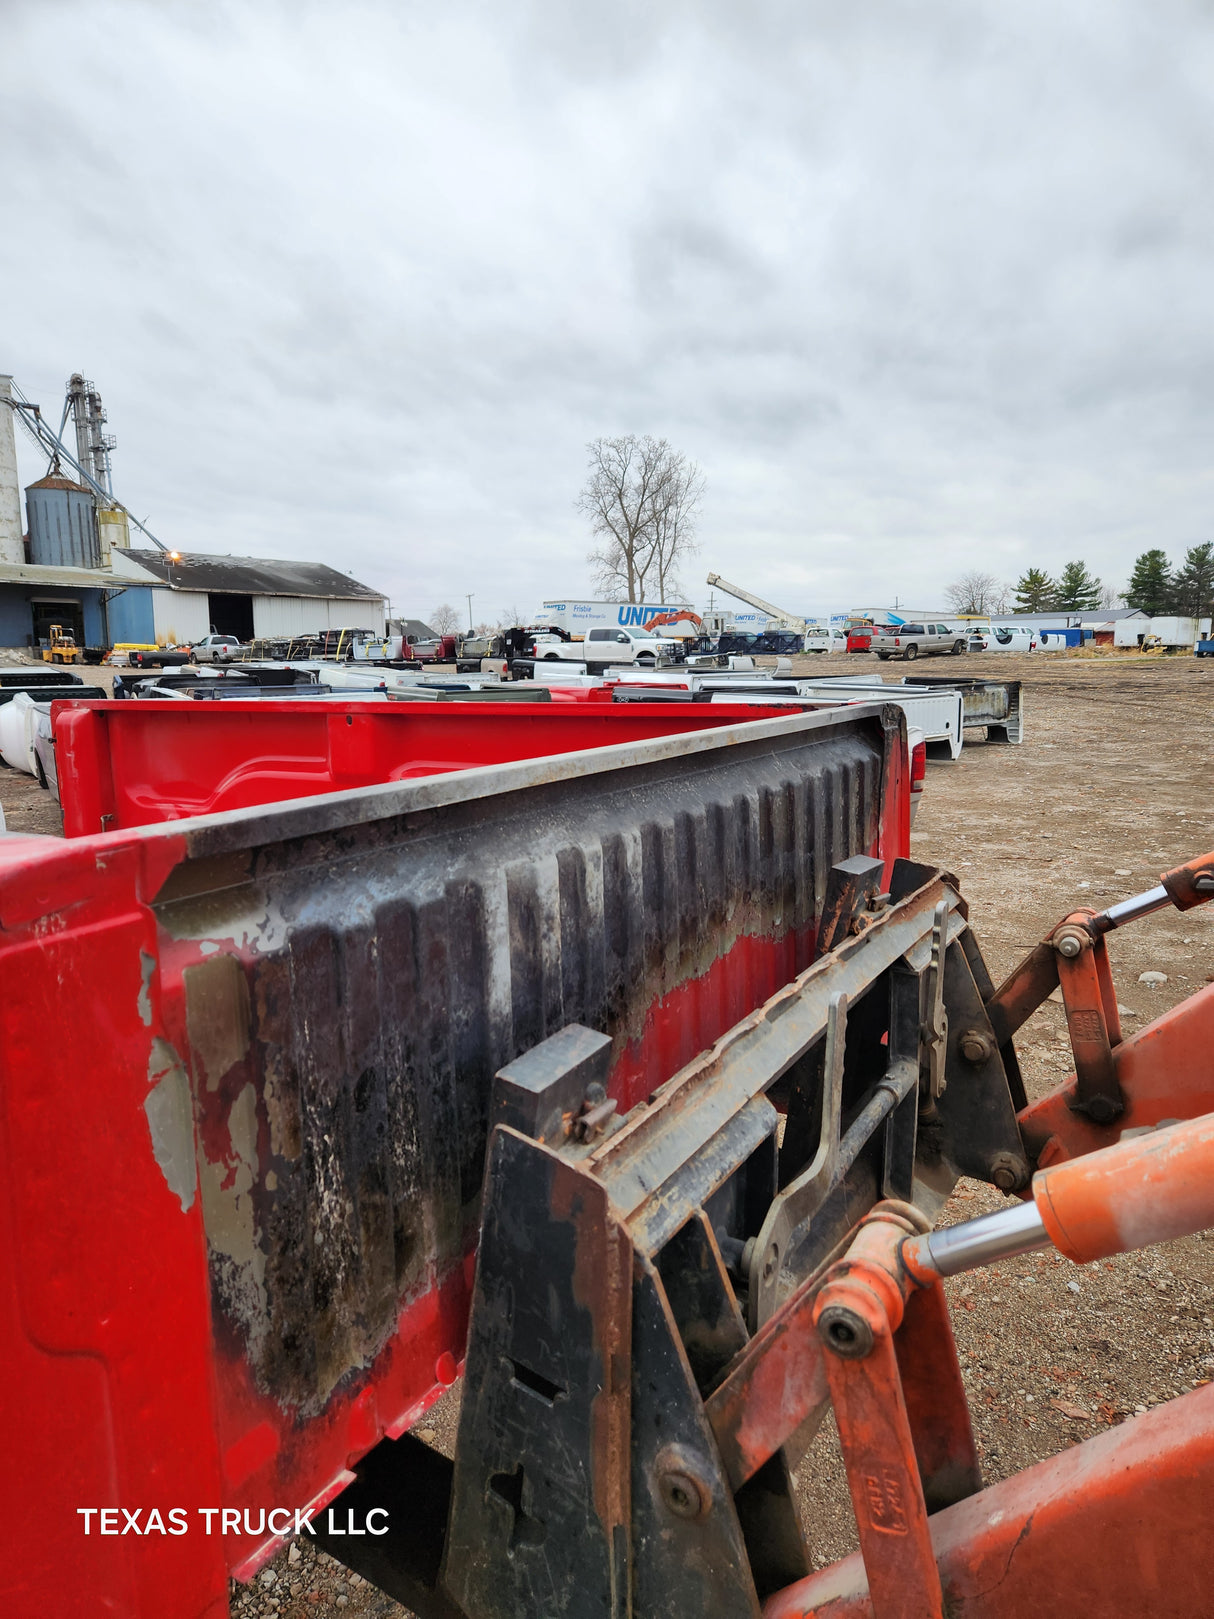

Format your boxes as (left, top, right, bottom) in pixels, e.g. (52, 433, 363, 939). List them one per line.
(642, 607, 703, 632)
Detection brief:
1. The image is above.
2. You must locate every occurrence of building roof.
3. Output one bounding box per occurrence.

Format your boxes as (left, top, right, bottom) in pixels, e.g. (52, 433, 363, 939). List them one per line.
(0, 561, 118, 590)
(997, 608, 1147, 626)
(125, 550, 384, 601)
(392, 617, 437, 640)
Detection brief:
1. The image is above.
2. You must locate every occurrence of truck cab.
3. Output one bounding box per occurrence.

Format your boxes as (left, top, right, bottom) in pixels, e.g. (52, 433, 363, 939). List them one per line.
(586, 626, 681, 664)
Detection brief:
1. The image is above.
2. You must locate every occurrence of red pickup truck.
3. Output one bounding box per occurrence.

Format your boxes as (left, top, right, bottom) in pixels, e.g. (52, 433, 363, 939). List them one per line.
(403, 633, 458, 663)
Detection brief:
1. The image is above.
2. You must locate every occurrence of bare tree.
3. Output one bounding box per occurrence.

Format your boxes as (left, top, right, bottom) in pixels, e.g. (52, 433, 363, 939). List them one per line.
(944, 571, 1008, 615)
(496, 604, 525, 628)
(579, 436, 705, 603)
(580, 437, 662, 602)
(650, 453, 706, 603)
(428, 602, 460, 635)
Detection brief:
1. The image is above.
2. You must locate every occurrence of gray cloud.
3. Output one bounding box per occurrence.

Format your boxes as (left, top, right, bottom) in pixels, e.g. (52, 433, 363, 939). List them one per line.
(3, 0, 1213, 619)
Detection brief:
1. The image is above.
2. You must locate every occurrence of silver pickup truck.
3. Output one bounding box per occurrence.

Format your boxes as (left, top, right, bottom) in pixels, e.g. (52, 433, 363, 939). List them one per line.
(872, 621, 968, 660)
(188, 633, 243, 663)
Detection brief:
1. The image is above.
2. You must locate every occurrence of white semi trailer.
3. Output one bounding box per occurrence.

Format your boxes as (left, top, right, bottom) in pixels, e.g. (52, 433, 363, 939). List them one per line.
(537, 599, 699, 640)
(1114, 615, 1212, 649)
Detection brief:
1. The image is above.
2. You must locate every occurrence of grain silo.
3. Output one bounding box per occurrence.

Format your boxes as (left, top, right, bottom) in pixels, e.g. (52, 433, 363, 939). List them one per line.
(26, 473, 100, 568)
(95, 506, 130, 561)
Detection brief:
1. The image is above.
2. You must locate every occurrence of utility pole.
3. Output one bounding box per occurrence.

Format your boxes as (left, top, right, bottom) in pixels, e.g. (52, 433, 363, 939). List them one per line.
(466, 594, 474, 631)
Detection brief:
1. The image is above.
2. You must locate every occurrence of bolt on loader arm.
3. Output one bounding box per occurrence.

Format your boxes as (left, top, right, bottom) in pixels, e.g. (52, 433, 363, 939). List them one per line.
(979, 849, 1214, 1155)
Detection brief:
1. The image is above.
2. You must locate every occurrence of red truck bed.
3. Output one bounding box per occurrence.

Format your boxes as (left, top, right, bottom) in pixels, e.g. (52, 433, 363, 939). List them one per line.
(54, 698, 797, 836)
(2, 703, 908, 1618)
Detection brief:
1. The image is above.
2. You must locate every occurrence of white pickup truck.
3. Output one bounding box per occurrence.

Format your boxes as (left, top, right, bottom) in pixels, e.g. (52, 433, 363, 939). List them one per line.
(532, 625, 681, 667)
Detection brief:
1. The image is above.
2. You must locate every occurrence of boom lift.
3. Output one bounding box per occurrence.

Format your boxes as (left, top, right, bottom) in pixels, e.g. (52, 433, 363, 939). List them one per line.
(705, 571, 809, 633)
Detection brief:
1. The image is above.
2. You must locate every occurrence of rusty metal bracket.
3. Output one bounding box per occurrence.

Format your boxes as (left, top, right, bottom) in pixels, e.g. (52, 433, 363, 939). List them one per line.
(1052, 925, 1124, 1124)
(492, 1022, 614, 1145)
(814, 853, 888, 958)
(922, 899, 949, 1101)
(987, 850, 1214, 1143)
(443, 1126, 635, 1619)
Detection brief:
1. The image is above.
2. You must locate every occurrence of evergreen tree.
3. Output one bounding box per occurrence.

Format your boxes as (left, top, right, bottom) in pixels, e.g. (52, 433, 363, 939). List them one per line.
(1052, 560, 1102, 613)
(1013, 567, 1056, 612)
(1172, 543, 1214, 619)
(1124, 549, 1174, 616)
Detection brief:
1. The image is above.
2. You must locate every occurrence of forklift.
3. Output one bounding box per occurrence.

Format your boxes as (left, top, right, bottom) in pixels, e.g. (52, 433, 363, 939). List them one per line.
(40, 624, 83, 665)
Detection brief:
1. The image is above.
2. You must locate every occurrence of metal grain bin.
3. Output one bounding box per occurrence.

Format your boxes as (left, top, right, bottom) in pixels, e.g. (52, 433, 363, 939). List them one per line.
(25, 472, 99, 568)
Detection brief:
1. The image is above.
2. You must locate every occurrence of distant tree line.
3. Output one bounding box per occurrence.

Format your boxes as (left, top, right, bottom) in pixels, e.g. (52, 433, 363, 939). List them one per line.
(1120, 544, 1214, 618)
(1011, 561, 1105, 613)
(942, 564, 1106, 615)
(945, 543, 1214, 620)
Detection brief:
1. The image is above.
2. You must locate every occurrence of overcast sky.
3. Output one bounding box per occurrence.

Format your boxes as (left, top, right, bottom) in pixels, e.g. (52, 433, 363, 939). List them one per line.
(4, 0, 1213, 621)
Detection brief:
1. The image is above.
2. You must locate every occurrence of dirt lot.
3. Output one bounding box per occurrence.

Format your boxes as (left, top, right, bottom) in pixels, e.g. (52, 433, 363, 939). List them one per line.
(791, 648, 1214, 1568)
(5, 651, 1211, 1612)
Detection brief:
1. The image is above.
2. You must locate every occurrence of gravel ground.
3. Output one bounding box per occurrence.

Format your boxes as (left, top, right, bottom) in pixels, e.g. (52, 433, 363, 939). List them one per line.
(792, 648, 1214, 1565)
(5, 649, 1211, 1612)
